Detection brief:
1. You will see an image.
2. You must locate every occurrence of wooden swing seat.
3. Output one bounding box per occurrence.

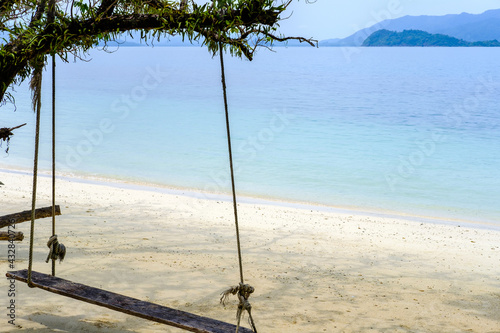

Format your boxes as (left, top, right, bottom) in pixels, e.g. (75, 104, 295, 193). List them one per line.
(6, 270, 252, 333)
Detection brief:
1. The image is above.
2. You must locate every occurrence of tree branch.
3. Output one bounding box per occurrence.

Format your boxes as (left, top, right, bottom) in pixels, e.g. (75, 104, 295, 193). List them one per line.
(96, 0, 118, 17)
(0, 1, 314, 106)
(0, 123, 26, 152)
(1, 6, 281, 101)
(0, 123, 26, 140)
(0, 0, 17, 15)
(29, 0, 47, 27)
(259, 31, 318, 47)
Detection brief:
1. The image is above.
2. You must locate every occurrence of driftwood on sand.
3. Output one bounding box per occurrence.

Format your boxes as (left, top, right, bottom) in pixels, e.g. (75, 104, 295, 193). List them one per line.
(0, 206, 61, 229)
(0, 231, 24, 241)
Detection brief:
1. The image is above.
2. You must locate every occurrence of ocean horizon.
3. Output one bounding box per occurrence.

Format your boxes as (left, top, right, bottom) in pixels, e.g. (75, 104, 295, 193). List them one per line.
(1, 47, 500, 226)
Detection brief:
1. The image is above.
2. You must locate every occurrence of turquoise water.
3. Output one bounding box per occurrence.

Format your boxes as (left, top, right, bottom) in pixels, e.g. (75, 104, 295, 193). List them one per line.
(1, 47, 500, 224)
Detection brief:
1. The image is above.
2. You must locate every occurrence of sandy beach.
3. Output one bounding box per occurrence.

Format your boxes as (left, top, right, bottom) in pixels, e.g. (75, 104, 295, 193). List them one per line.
(1, 169, 499, 332)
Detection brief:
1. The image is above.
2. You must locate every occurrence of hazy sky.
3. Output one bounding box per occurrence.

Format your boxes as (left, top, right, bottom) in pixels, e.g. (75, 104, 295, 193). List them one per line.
(279, 0, 500, 40)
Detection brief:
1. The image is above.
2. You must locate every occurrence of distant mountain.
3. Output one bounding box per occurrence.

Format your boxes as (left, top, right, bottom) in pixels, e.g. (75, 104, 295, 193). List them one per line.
(320, 8, 500, 47)
(319, 38, 341, 46)
(363, 29, 500, 47)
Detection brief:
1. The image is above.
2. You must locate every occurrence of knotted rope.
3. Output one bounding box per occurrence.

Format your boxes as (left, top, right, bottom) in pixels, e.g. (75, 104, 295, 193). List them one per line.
(51, 45, 57, 276)
(27, 70, 42, 288)
(221, 283, 257, 333)
(46, 235, 66, 263)
(218, 41, 258, 333)
(27, 0, 63, 288)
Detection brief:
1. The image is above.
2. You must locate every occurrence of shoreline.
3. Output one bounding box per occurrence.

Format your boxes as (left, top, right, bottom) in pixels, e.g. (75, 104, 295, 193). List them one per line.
(1, 166, 499, 232)
(1, 167, 499, 332)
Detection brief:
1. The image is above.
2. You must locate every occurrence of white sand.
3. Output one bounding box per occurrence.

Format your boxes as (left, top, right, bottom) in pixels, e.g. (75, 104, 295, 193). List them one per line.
(1, 169, 499, 332)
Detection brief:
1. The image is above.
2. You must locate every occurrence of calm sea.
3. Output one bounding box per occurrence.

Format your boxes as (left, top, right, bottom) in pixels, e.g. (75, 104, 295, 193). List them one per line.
(1, 47, 500, 225)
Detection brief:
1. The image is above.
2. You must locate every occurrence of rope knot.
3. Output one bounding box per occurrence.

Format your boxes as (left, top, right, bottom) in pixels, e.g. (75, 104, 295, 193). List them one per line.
(238, 283, 254, 299)
(46, 235, 66, 263)
(220, 283, 254, 306)
(220, 283, 257, 332)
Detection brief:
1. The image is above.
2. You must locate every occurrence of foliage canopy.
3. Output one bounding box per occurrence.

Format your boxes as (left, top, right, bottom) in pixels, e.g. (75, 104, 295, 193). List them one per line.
(0, 0, 315, 105)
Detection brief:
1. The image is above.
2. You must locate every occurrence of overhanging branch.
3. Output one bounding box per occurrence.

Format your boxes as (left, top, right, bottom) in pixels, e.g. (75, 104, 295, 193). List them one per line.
(0, 1, 315, 104)
(0, 123, 26, 153)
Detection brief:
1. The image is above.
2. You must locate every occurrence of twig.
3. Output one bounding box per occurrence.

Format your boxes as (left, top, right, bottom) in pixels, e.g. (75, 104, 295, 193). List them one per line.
(0, 123, 27, 153)
(8, 123, 27, 131)
(1, 123, 26, 141)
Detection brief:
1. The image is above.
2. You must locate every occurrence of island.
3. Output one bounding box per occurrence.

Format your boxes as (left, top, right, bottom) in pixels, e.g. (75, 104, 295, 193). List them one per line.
(362, 29, 500, 47)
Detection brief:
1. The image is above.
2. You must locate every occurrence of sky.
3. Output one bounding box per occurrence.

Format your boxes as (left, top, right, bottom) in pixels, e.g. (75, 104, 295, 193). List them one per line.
(277, 0, 500, 40)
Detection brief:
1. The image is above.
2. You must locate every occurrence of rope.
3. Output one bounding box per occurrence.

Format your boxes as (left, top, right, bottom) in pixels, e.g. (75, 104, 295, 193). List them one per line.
(27, 80, 42, 288)
(218, 42, 257, 333)
(46, 235, 66, 263)
(221, 283, 258, 332)
(219, 42, 244, 285)
(51, 53, 57, 276)
(28, 1, 63, 283)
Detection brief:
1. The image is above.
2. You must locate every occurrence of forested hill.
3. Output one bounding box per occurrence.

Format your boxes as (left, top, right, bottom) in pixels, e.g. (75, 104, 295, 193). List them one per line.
(363, 29, 500, 47)
(321, 9, 500, 47)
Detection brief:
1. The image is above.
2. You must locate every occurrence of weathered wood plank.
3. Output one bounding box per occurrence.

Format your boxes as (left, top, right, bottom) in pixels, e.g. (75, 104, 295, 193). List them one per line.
(0, 206, 61, 229)
(0, 231, 24, 241)
(6, 270, 252, 333)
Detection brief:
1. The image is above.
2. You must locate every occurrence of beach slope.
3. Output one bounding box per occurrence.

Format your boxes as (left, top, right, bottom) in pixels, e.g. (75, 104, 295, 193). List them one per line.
(1, 170, 499, 332)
